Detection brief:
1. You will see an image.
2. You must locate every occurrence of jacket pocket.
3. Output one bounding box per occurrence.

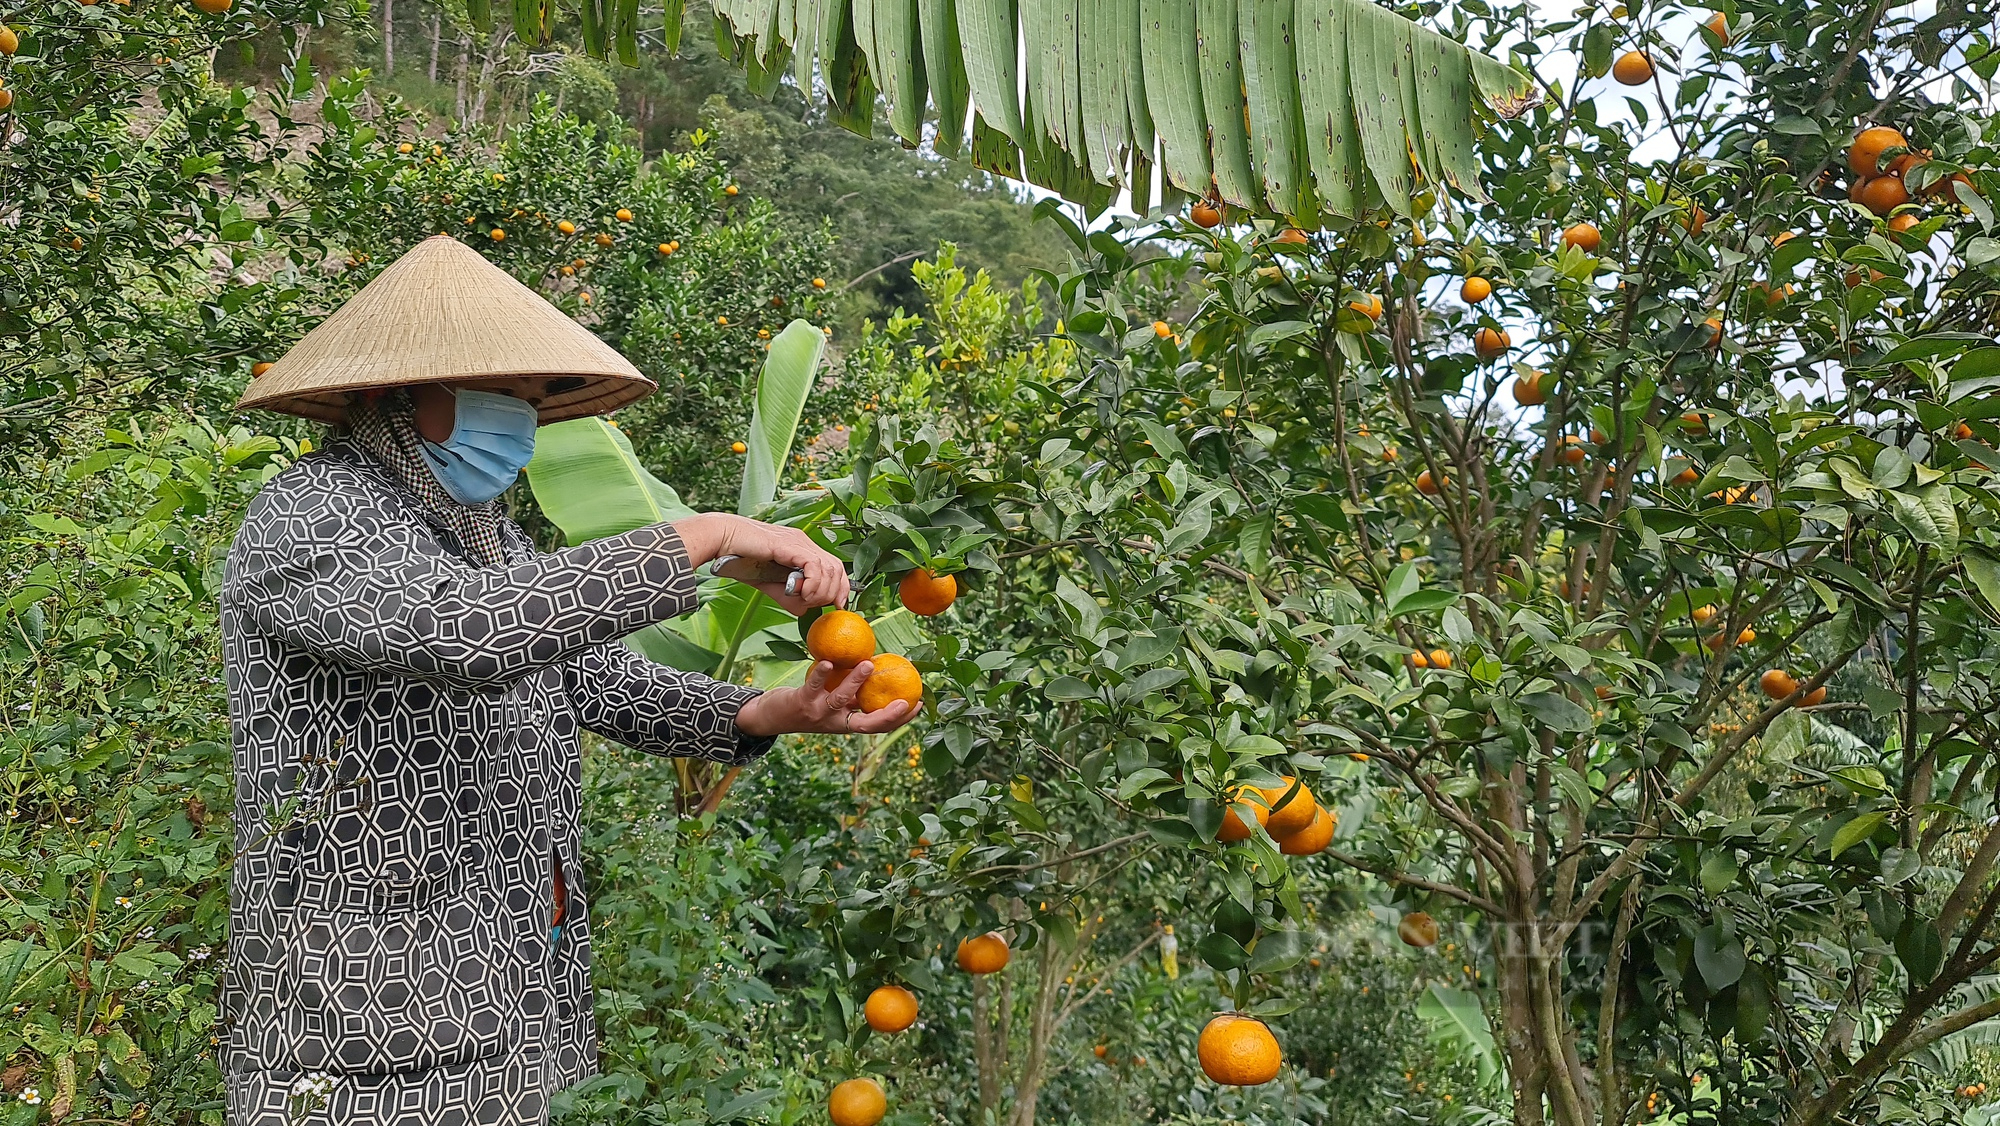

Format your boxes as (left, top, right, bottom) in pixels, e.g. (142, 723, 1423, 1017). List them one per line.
(282, 877, 518, 1075)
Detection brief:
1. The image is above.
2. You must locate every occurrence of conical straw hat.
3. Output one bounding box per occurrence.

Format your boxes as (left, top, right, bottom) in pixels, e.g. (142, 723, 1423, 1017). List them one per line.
(237, 235, 653, 423)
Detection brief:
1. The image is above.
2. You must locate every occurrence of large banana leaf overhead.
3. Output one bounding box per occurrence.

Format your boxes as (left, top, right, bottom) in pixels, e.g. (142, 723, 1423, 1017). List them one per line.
(497, 0, 1536, 223)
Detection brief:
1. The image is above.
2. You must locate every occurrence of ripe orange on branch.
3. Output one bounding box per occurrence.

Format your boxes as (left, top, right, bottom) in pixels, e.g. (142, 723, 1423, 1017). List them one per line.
(1415, 469, 1445, 494)
(1190, 200, 1223, 228)
(1848, 126, 1909, 176)
(1512, 369, 1548, 406)
(1460, 276, 1493, 304)
(1858, 174, 1911, 216)
(957, 932, 1011, 974)
(1198, 1015, 1283, 1086)
(1562, 222, 1602, 252)
(898, 569, 957, 616)
(1398, 911, 1440, 947)
(1759, 669, 1799, 699)
(864, 985, 918, 1033)
(1474, 327, 1510, 359)
(1262, 777, 1318, 838)
(1217, 786, 1271, 841)
(828, 1078, 887, 1126)
(1612, 51, 1654, 85)
(1277, 806, 1335, 855)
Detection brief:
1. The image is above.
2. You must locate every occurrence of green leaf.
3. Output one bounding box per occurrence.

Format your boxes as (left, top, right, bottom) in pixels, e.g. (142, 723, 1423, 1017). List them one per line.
(1831, 810, 1888, 858)
(1296, 0, 1364, 217)
(1239, 0, 1308, 216)
(626, 622, 725, 672)
(1877, 332, 1993, 366)
(958, 0, 1025, 141)
(1417, 984, 1499, 1085)
(1194, 0, 1258, 208)
(526, 418, 696, 544)
(1963, 550, 2000, 617)
(1411, 26, 1487, 203)
(1247, 928, 1306, 973)
(739, 320, 827, 515)
(1078, 0, 1133, 182)
(1888, 485, 1959, 554)
(1699, 850, 1739, 897)
(1693, 924, 1745, 989)
(1348, 0, 1416, 215)
(918, 0, 970, 153)
(859, 0, 928, 144)
(1196, 931, 1250, 970)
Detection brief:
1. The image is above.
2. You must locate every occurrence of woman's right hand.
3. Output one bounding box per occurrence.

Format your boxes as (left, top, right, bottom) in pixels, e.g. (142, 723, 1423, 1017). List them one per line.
(672, 512, 850, 612)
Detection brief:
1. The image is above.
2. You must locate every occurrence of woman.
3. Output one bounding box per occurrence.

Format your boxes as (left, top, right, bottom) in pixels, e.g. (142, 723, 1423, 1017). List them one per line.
(221, 236, 902, 1124)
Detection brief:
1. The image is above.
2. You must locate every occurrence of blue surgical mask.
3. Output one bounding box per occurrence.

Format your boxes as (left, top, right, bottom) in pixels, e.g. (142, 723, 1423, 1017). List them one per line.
(418, 388, 540, 505)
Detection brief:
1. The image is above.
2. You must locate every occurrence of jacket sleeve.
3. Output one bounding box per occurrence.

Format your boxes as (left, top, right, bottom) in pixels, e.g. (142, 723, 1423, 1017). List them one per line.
(563, 643, 776, 764)
(225, 457, 702, 693)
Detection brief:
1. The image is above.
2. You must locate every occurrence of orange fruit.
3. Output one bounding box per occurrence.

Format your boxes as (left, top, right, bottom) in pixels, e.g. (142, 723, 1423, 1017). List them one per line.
(1671, 466, 1701, 486)
(1681, 204, 1708, 235)
(1415, 469, 1444, 494)
(730, 440, 747, 454)
(1611, 50, 1654, 85)
(1407, 650, 1430, 669)
(1557, 435, 1588, 466)
(864, 985, 918, 1033)
(1887, 213, 1919, 233)
(725, 184, 740, 196)
(1845, 267, 1888, 288)
(857, 653, 923, 714)
(250, 361, 274, 377)
(1802, 686, 1827, 706)
(1562, 222, 1602, 252)
(1094, 1043, 1109, 1058)
(1682, 411, 1710, 435)
(489, 228, 505, 241)
(1276, 805, 1334, 855)
(957, 932, 1010, 974)
(1759, 669, 1798, 699)
(1217, 786, 1272, 841)
(1460, 276, 1493, 304)
(1750, 281, 1795, 306)
(1690, 604, 1718, 624)
(1704, 316, 1725, 348)
(1349, 294, 1384, 320)
(898, 569, 957, 616)
(1923, 171, 1976, 203)
(1262, 777, 1318, 837)
(1398, 911, 1440, 947)
(1848, 126, 1909, 177)
(0, 25, 16, 53)
(828, 1078, 887, 1126)
(615, 208, 634, 222)
(1153, 320, 1172, 338)
(812, 277, 828, 289)
(807, 610, 876, 667)
(557, 220, 576, 235)
(1191, 200, 1223, 228)
(658, 242, 675, 254)
(1957, 422, 1975, 440)
(1474, 327, 1510, 359)
(1859, 174, 1910, 216)
(1704, 11, 1731, 44)
(1197, 1014, 1283, 1086)
(1428, 649, 1452, 670)
(1512, 369, 1547, 406)
(1383, 446, 1399, 462)
(1272, 228, 1309, 245)
(192, 0, 232, 12)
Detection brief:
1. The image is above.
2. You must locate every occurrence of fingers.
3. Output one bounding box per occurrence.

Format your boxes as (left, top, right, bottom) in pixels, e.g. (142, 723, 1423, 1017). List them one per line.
(825, 659, 871, 710)
(847, 700, 912, 733)
(803, 661, 834, 693)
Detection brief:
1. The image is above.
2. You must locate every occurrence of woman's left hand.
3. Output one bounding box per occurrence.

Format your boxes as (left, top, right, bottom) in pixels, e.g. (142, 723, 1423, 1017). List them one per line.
(734, 660, 914, 737)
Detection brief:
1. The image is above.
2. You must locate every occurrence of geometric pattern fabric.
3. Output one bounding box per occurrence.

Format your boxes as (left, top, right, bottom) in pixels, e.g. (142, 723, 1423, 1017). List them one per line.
(220, 439, 770, 1124)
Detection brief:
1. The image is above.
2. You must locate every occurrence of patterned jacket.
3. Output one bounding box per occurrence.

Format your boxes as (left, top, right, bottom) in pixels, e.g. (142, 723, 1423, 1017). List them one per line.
(219, 441, 769, 1125)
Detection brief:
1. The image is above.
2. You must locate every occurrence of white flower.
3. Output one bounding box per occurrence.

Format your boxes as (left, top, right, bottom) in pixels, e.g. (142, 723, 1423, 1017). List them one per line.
(116, 896, 132, 907)
(190, 945, 214, 961)
(138, 926, 156, 939)
(18, 1088, 40, 1105)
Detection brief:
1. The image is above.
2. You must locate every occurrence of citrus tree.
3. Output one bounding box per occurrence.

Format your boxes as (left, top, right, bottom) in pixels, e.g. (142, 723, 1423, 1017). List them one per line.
(640, 0, 2000, 1117)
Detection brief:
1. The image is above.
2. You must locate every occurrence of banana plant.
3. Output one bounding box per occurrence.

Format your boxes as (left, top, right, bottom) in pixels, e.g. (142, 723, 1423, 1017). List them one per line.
(525, 317, 828, 678)
(474, 0, 1536, 225)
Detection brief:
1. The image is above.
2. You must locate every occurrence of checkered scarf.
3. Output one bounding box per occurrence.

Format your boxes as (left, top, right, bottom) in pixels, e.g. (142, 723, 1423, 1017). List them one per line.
(343, 390, 515, 568)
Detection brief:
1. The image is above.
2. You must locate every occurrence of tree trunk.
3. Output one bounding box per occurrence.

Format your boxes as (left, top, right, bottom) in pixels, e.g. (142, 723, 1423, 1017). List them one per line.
(470, 30, 509, 123)
(453, 33, 470, 121)
(381, 0, 394, 76)
(428, 13, 441, 82)
(1006, 937, 1070, 1126)
(972, 973, 1010, 1121)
